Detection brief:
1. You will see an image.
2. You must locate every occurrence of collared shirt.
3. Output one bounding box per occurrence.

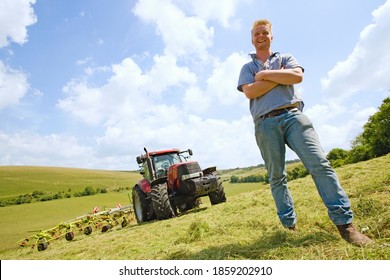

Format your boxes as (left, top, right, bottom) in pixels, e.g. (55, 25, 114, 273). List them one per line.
(237, 52, 304, 121)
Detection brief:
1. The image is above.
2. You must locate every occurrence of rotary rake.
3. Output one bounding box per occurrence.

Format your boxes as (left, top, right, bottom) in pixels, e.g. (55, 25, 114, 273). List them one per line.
(17, 203, 134, 252)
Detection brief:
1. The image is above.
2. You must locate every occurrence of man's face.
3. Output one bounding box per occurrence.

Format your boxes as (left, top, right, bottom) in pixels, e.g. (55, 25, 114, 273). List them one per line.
(252, 25, 273, 50)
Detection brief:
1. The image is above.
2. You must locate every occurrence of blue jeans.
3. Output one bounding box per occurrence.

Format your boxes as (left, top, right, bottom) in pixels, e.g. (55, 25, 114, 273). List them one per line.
(254, 109, 353, 227)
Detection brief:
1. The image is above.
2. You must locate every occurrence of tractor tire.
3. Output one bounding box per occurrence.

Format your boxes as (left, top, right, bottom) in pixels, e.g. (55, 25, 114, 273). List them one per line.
(132, 185, 154, 224)
(151, 183, 175, 220)
(209, 172, 227, 205)
(176, 198, 201, 213)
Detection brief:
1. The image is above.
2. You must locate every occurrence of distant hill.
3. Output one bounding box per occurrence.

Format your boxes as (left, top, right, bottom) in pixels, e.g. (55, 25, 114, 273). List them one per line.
(0, 166, 142, 206)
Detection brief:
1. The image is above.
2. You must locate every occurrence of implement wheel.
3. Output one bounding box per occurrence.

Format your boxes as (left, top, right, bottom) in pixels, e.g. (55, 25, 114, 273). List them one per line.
(65, 232, 74, 241)
(102, 225, 111, 233)
(84, 226, 92, 235)
(37, 242, 48, 251)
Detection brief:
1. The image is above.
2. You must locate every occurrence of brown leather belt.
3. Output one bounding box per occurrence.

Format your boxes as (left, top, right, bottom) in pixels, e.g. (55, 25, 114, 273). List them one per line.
(260, 106, 298, 119)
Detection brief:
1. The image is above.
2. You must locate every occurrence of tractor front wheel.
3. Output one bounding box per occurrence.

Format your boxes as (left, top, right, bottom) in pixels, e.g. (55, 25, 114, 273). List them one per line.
(209, 172, 227, 205)
(151, 183, 175, 220)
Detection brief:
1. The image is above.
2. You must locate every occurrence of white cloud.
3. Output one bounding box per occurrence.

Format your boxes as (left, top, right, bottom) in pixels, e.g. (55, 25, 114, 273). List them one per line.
(0, 131, 95, 168)
(0, 61, 30, 110)
(180, 0, 243, 29)
(0, 0, 37, 47)
(206, 52, 247, 106)
(308, 105, 377, 152)
(182, 86, 211, 114)
(0, 0, 36, 110)
(133, 0, 214, 59)
(321, 0, 390, 99)
(145, 54, 197, 95)
(58, 55, 196, 126)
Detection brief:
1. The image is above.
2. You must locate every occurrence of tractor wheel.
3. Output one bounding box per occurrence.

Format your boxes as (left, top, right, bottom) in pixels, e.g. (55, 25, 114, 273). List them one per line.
(65, 232, 74, 241)
(84, 226, 92, 235)
(209, 172, 227, 205)
(37, 242, 48, 251)
(132, 185, 154, 224)
(176, 198, 201, 213)
(151, 183, 175, 220)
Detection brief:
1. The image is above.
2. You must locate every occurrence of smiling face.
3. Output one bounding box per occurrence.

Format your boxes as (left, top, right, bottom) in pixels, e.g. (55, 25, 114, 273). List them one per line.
(251, 24, 273, 51)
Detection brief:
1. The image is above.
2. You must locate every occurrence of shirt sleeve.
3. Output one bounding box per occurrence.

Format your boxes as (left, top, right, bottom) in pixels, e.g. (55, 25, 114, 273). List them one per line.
(282, 54, 304, 72)
(237, 63, 255, 92)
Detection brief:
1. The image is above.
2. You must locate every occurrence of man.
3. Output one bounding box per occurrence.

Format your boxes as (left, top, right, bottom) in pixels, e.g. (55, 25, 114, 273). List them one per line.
(237, 19, 372, 246)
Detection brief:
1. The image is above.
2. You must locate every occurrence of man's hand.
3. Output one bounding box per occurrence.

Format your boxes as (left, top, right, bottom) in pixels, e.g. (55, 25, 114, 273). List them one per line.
(254, 70, 271, 81)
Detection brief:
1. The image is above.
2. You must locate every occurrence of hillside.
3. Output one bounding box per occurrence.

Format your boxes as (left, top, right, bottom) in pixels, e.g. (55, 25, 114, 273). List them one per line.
(0, 155, 389, 260)
(0, 165, 142, 196)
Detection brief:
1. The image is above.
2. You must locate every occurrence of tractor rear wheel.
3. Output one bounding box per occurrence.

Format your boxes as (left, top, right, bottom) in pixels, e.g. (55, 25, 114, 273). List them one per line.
(132, 185, 154, 224)
(151, 183, 175, 220)
(209, 172, 227, 205)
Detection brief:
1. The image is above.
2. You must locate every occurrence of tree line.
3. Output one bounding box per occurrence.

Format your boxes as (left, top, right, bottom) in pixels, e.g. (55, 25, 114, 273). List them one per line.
(230, 164, 309, 184)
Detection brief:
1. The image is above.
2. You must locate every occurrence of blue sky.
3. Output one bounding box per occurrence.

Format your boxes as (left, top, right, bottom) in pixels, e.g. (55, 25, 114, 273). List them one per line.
(1, 0, 389, 171)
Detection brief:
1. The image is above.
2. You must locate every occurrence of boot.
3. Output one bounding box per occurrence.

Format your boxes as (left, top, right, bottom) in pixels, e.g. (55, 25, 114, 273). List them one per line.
(336, 223, 373, 246)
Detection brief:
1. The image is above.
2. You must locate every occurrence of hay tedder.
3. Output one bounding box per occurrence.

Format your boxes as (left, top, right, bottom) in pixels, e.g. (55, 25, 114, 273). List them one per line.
(17, 203, 134, 251)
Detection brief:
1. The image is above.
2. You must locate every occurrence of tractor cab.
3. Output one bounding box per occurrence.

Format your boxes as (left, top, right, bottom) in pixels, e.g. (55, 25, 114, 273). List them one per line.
(137, 148, 192, 181)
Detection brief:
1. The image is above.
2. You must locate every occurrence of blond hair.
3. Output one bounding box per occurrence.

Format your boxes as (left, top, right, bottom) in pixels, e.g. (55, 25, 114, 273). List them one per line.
(251, 19, 272, 34)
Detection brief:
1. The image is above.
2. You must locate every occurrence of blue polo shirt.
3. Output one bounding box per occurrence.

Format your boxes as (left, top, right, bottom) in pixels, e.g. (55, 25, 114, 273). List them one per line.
(237, 52, 304, 121)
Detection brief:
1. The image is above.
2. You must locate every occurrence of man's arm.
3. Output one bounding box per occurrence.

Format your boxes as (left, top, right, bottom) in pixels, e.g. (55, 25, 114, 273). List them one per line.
(255, 67, 303, 85)
(241, 80, 278, 100)
(241, 68, 303, 100)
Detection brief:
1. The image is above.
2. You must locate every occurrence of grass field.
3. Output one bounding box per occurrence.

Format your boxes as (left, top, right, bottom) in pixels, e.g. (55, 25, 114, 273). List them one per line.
(0, 155, 389, 260)
(0, 166, 141, 200)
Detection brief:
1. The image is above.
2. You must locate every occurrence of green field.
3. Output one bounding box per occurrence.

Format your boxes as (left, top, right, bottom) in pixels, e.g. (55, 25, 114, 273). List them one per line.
(0, 155, 389, 260)
(0, 166, 141, 200)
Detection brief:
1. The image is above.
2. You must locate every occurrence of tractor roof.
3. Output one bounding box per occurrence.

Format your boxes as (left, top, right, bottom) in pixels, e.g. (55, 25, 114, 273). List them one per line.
(146, 148, 180, 157)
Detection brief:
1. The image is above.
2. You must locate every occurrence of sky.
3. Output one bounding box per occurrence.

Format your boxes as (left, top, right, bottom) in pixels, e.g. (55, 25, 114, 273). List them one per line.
(1, 0, 389, 171)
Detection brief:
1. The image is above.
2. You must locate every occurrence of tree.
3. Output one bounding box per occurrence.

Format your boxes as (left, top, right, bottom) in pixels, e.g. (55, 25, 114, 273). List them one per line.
(353, 97, 390, 159)
(327, 148, 349, 167)
(346, 145, 371, 163)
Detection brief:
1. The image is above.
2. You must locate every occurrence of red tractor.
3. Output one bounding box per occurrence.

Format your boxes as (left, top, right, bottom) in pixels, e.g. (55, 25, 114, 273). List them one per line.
(132, 148, 226, 223)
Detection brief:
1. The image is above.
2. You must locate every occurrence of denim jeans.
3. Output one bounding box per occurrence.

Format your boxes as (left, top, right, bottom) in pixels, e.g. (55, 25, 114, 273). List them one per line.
(254, 109, 353, 227)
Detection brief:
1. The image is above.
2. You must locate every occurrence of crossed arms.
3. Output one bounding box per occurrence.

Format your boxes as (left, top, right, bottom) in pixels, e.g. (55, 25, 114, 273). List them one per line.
(241, 68, 303, 100)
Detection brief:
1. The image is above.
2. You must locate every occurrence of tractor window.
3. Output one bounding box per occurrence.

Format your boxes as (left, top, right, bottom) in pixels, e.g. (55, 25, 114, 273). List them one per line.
(153, 153, 182, 178)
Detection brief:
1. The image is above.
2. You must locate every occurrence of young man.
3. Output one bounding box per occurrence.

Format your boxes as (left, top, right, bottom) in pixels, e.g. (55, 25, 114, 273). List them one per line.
(237, 19, 372, 246)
